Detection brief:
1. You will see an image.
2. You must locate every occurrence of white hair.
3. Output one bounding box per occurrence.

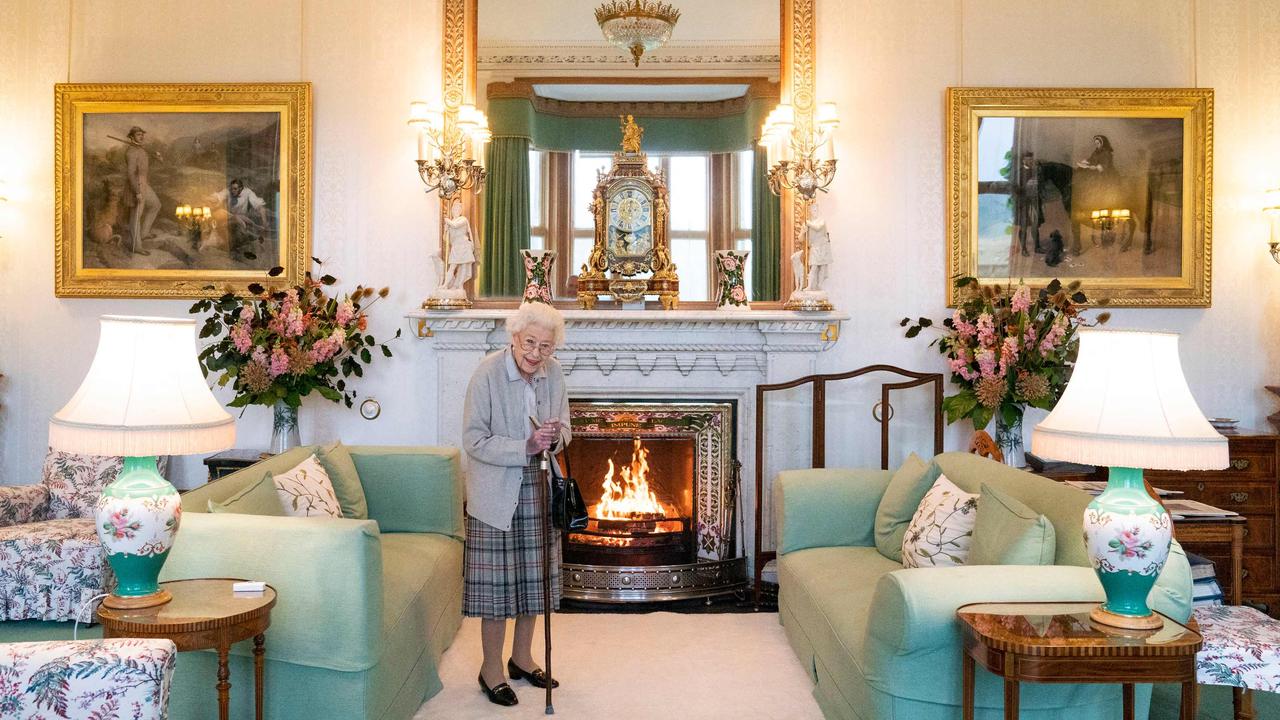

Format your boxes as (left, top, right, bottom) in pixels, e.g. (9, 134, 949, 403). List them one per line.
(508, 302, 566, 346)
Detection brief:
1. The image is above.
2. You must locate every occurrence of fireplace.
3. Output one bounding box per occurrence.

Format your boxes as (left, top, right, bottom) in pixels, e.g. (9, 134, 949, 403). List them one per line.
(561, 400, 746, 602)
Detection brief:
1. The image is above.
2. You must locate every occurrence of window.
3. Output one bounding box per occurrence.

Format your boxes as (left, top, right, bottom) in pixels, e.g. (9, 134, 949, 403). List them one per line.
(529, 150, 545, 252)
(524, 149, 754, 304)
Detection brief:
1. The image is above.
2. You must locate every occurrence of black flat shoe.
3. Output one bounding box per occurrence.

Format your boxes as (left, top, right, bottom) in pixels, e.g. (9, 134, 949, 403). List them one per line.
(508, 659, 560, 689)
(478, 673, 518, 706)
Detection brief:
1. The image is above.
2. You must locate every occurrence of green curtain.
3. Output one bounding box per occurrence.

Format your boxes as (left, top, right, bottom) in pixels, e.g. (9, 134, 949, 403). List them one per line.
(480, 137, 530, 297)
(751, 145, 781, 301)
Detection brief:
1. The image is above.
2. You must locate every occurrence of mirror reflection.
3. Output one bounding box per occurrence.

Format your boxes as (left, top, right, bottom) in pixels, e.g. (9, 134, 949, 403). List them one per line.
(476, 0, 782, 304)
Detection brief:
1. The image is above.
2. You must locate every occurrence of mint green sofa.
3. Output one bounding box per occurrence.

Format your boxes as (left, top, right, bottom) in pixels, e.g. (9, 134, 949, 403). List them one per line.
(774, 451, 1193, 720)
(0, 445, 465, 720)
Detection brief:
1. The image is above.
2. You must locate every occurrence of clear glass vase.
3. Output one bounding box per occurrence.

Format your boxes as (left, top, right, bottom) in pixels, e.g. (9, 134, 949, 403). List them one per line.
(994, 413, 1026, 468)
(270, 401, 301, 454)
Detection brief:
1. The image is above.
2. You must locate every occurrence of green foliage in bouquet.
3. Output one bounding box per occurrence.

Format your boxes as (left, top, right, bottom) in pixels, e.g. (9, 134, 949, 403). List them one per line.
(902, 277, 1109, 431)
(189, 261, 400, 410)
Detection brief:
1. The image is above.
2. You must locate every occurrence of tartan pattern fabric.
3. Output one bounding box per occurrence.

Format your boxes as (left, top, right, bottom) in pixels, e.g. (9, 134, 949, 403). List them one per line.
(464, 462, 562, 619)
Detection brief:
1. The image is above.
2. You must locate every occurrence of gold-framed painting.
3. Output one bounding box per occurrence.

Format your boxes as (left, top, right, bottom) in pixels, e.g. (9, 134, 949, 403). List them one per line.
(55, 83, 311, 298)
(946, 87, 1213, 307)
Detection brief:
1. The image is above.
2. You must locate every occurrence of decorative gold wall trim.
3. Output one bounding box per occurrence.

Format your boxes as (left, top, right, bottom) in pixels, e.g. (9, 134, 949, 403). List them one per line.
(781, 0, 815, 301)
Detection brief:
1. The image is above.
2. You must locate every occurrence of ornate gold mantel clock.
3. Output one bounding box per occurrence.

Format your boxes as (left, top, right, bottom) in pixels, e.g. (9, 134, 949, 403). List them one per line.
(578, 115, 679, 310)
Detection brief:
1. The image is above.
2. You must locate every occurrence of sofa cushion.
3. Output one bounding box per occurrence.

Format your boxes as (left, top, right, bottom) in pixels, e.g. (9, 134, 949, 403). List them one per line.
(932, 452, 1093, 567)
(208, 473, 285, 516)
(970, 482, 1056, 565)
(0, 518, 107, 621)
(316, 442, 369, 519)
(874, 454, 941, 561)
(902, 474, 978, 568)
(273, 455, 343, 518)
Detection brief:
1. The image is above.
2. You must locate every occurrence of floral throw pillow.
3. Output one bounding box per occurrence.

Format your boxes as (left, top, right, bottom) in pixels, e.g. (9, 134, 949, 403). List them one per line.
(272, 454, 343, 518)
(902, 473, 979, 568)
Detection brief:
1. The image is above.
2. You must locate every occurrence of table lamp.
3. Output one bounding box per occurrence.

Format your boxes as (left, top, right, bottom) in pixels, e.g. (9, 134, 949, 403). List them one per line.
(49, 316, 235, 609)
(1032, 329, 1227, 629)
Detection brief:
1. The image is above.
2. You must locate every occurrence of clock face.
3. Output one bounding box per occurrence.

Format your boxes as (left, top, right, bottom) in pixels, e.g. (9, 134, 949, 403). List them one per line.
(608, 186, 653, 259)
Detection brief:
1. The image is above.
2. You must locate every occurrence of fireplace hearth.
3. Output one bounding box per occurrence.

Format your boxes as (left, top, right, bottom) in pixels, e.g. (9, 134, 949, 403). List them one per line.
(562, 401, 745, 602)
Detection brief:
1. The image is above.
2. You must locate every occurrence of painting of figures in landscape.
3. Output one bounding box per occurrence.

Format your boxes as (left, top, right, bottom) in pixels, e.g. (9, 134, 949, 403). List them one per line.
(80, 111, 282, 272)
(55, 83, 310, 298)
(974, 115, 1185, 281)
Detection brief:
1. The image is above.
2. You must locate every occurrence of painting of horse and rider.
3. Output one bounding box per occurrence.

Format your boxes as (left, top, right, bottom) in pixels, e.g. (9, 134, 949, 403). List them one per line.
(975, 116, 1185, 280)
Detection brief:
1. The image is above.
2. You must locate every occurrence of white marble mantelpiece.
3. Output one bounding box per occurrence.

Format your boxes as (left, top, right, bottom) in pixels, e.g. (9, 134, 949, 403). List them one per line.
(406, 307, 850, 572)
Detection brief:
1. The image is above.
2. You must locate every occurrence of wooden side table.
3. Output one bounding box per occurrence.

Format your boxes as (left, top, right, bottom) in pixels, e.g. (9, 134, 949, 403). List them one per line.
(957, 601, 1202, 720)
(98, 578, 277, 720)
(202, 448, 272, 481)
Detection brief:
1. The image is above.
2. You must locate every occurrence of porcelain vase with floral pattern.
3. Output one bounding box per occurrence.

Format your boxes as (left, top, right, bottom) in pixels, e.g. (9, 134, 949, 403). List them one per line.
(715, 249, 750, 311)
(94, 456, 182, 600)
(1083, 466, 1172, 626)
(522, 249, 555, 305)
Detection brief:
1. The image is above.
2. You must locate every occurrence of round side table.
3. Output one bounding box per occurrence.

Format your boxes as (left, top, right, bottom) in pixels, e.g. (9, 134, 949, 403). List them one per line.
(97, 577, 277, 720)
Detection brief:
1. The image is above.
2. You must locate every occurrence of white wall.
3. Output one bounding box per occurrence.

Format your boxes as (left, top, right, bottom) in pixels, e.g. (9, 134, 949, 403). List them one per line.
(1, 0, 1278, 485)
(812, 0, 1280, 465)
(0, 0, 443, 486)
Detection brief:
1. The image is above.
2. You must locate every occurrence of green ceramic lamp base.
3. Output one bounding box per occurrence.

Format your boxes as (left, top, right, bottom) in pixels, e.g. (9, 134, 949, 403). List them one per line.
(95, 456, 183, 608)
(1083, 466, 1173, 632)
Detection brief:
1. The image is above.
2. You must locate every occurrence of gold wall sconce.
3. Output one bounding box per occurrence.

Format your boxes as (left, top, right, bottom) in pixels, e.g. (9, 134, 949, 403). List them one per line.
(759, 102, 839, 200)
(407, 101, 489, 199)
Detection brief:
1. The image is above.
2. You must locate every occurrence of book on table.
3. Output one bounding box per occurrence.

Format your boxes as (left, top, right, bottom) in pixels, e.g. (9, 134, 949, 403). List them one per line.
(1163, 498, 1239, 520)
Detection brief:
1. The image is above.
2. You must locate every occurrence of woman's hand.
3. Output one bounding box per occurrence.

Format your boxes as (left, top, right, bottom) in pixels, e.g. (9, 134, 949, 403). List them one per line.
(525, 419, 561, 455)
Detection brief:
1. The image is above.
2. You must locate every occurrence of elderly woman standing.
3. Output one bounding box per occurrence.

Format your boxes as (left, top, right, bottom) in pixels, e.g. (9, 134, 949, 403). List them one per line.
(463, 302, 570, 707)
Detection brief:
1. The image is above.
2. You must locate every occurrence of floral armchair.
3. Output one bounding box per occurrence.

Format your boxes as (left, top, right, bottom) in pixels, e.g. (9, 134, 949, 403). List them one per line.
(0, 638, 176, 719)
(0, 451, 167, 622)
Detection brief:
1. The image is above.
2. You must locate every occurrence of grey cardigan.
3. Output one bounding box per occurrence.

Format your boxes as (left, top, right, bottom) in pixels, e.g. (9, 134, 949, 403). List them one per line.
(462, 348, 571, 530)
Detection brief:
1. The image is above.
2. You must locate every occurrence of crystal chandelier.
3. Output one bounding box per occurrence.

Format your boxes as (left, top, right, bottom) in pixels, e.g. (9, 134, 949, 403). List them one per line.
(407, 101, 490, 199)
(759, 102, 840, 200)
(595, 0, 681, 67)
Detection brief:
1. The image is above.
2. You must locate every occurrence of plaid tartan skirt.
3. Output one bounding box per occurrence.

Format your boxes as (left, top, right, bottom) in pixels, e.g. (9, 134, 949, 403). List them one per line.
(463, 461, 562, 619)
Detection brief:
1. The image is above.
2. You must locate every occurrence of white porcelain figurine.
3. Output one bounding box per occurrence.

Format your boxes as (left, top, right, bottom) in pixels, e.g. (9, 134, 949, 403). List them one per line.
(785, 200, 835, 311)
(426, 199, 476, 308)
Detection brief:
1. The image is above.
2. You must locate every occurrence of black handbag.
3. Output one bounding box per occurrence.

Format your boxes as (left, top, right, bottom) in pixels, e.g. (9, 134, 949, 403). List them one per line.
(550, 451, 589, 531)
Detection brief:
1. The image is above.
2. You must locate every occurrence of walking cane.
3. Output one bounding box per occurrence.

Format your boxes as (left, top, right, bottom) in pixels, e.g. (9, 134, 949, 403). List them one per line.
(540, 448, 555, 715)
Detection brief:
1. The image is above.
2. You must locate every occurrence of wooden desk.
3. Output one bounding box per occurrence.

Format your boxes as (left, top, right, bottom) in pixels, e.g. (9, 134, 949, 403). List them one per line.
(958, 601, 1202, 720)
(98, 578, 277, 720)
(1177, 516, 1247, 605)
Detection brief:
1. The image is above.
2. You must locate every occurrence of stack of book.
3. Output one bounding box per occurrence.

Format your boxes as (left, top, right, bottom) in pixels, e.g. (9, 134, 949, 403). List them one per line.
(1188, 552, 1224, 607)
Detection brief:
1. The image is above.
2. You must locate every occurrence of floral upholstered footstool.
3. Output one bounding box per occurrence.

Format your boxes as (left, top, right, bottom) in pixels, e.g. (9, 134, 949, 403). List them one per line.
(1193, 604, 1280, 720)
(0, 638, 177, 718)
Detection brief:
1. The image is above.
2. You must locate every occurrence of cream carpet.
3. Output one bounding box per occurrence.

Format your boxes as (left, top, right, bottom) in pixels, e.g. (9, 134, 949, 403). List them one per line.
(415, 612, 825, 720)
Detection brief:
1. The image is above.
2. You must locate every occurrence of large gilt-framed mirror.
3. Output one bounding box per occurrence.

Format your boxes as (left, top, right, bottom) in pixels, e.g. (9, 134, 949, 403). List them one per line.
(442, 0, 816, 308)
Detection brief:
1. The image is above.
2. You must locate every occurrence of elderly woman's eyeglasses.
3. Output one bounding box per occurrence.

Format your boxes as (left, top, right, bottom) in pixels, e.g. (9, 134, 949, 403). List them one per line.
(517, 337, 555, 356)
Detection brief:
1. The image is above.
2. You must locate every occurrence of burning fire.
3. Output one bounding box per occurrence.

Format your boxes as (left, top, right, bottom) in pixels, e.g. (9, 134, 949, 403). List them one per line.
(592, 437, 677, 520)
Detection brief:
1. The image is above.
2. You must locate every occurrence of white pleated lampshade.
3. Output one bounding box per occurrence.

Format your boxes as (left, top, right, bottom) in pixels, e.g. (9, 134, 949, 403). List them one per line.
(49, 316, 235, 457)
(1031, 329, 1227, 471)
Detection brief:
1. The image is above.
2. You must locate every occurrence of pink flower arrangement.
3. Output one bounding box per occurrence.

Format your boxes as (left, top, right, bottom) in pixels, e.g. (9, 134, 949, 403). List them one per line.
(902, 277, 1108, 431)
(190, 261, 400, 411)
